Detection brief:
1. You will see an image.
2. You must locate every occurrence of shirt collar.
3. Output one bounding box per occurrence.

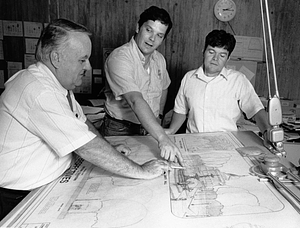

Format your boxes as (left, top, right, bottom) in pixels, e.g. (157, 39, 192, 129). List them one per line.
(36, 62, 68, 96)
(194, 65, 229, 80)
(219, 67, 229, 80)
(130, 37, 158, 65)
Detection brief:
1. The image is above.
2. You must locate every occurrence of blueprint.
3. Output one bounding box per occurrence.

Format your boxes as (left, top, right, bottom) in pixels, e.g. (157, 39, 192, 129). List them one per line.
(2, 132, 300, 228)
(169, 133, 283, 218)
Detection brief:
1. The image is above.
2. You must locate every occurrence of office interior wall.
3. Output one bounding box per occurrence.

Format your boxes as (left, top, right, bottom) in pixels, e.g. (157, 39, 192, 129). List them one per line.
(0, 0, 299, 111)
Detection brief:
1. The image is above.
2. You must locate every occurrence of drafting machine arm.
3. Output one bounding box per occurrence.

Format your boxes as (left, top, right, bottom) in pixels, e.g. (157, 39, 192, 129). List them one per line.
(260, 0, 286, 157)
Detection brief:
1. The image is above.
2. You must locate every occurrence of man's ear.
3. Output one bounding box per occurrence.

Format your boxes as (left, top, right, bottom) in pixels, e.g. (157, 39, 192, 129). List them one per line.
(135, 23, 140, 33)
(50, 51, 60, 68)
(227, 55, 231, 62)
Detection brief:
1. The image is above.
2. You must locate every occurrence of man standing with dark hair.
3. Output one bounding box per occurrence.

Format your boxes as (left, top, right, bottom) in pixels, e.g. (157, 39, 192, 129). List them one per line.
(101, 6, 183, 165)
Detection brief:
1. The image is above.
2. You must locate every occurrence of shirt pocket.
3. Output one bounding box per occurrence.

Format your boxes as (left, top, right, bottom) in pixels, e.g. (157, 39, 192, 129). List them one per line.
(144, 76, 163, 115)
(214, 96, 240, 120)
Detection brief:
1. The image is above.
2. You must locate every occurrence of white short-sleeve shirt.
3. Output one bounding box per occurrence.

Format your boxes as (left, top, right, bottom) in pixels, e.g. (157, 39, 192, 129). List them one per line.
(0, 63, 96, 190)
(104, 37, 171, 124)
(174, 66, 264, 133)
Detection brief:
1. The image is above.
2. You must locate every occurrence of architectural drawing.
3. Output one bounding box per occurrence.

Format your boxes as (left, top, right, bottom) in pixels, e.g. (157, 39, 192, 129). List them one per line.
(2, 132, 300, 228)
(169, 133, 283, 218)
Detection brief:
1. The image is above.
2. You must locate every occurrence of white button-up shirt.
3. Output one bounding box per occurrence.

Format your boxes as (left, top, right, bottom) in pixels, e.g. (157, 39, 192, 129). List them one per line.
(104, 37, 170, 124)
(0, 63, 96, 190)
(174, 66, 264, 133)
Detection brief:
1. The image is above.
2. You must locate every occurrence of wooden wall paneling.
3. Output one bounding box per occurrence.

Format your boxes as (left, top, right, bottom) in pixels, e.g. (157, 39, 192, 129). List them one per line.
(86, 0, 101, 96)
(251, 0, 300, 100)
(22, 0, 49, 22)
(88, 0, 102, 68)
(57, 0, 77, 21)
(48, 0, 59, 22)
(232, 0, 262, 37)
(271, 1, 300, 100)
(0, 0, 23, 20)
(1, 0, 300, 103)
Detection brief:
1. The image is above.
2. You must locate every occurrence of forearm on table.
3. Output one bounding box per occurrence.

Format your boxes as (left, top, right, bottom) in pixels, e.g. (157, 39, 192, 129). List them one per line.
(74, 137, 147, 179)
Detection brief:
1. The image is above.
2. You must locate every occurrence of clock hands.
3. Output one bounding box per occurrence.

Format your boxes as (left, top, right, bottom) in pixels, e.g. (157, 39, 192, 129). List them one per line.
(223, 8, 234, 11)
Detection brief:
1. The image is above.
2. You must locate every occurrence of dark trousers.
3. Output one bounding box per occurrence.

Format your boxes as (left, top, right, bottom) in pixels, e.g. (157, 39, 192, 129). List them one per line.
(0, 187, 30, 221)
(99, 114, 148, 136)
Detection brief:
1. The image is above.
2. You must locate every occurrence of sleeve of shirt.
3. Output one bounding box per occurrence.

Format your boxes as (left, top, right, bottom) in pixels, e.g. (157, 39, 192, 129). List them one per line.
(162, 66, 171, 91)
(28, 91, 96, 157)
(157, 54, 171, 90)
(174, 74, 189, 115)
(238, 75, 264, 119)
(105, 54, 140, 99)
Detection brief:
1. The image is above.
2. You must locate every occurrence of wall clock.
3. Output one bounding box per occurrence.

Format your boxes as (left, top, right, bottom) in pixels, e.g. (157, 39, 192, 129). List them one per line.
(214, 0, 237, 22)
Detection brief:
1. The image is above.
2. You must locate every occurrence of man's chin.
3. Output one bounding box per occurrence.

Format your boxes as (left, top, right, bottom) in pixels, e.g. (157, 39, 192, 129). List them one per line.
(75, 81, 83, 88)
(141, 46, 155, 56)
(207, 65, 221, 73)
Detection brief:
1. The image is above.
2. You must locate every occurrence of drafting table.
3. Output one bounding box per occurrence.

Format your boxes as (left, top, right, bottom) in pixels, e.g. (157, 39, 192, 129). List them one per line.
(1, 131, 300, 228)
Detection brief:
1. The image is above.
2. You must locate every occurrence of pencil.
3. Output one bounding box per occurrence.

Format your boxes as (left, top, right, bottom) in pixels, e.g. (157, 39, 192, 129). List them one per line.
(170, 165, 186, 170)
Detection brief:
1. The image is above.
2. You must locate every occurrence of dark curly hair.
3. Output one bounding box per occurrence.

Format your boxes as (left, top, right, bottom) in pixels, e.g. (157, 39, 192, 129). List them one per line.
(203, 30, 236, 57)
(138, 6, 173, 39)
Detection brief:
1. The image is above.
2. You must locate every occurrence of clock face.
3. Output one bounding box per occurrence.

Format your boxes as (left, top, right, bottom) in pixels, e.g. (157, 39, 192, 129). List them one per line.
(214, 0, 236, 22)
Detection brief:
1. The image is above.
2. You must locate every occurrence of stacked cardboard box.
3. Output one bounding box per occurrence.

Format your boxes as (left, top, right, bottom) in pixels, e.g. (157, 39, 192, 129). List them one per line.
(281, 99, 296, 122)
(260, 97, 296, 123)
(293, 100, 300, 119)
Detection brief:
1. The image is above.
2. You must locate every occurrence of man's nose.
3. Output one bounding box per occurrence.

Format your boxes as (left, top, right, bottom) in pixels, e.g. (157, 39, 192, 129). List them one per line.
(212, 53, 218, 60)
(84, 60, 92, 70)
(149, 33, 155, 41)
